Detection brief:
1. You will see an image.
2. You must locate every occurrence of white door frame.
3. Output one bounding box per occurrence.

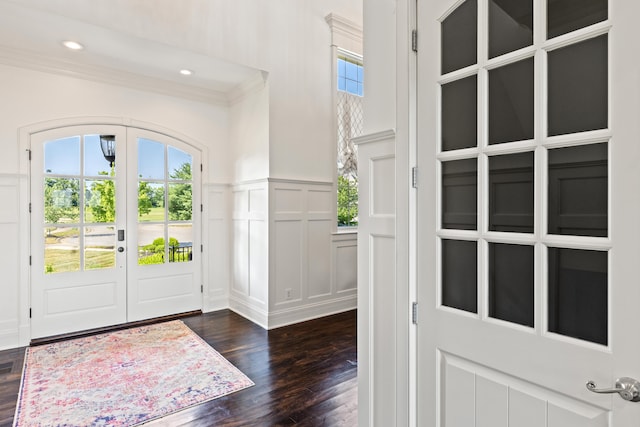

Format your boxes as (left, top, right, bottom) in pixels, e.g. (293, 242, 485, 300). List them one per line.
(19, 116, 208, 341)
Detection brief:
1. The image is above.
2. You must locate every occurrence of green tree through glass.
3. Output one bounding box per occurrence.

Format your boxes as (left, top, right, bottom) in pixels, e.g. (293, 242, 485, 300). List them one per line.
(44, 178, 79, 224)
(87, 172, 115, 223)
(168, 163, 192, 221)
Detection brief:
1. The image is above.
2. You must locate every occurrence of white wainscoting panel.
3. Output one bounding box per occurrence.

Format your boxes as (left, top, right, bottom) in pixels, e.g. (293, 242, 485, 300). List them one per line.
(232, 218, 250, 295)
(333, 232, 357, 294)
(228, 178, 356, 330)
(274, 219, 303, 302)
(274, 187, 303, 213)
(372, 234, 396, 427)
(441, 352, 610, 427)
(204, 183, 230, 312)
(268, 180, 355, 328)
(307, 219, 332, 298)
(371, 155, 395, 216)
(354, 129, 397, 427)
(0, 175, 21, 349)
(229, 181, 269, 327)
(0, 174, 23, 350)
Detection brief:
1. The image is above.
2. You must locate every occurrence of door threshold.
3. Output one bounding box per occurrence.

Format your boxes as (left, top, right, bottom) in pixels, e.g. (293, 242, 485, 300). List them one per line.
(30, 310, 202, 347)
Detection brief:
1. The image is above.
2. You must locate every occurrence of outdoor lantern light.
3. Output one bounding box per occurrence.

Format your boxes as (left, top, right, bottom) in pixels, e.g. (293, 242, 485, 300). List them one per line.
(100, 135, 116, 167)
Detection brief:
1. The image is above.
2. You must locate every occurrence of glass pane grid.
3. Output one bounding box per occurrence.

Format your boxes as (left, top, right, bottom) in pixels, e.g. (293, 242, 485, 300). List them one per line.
(138, 138, 196, 265)
(44, 134, 120, 274)
(436, 0, 610, 345)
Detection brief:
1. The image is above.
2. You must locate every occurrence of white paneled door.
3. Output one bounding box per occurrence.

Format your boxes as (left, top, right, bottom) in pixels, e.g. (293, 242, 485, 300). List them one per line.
(417, 0, 640, 425)
(30, 125, 201, 339)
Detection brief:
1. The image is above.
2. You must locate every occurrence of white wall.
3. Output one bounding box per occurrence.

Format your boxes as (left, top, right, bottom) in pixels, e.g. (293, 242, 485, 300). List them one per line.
(362, 0, 397, 135)
(0, 64, 230, 349)
(15, 0, 363, 182)
(229, 74, 270, 183)
(0, 0, 362, 349)
(0, 64, 229, 179)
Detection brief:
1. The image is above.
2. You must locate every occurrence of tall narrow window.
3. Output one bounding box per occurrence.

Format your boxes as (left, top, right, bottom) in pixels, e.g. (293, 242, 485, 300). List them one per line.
(337, 51, 364, 227)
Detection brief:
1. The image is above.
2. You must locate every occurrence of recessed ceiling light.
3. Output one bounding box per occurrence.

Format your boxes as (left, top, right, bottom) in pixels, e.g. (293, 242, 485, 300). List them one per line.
(179, 69, 193, 76)
(62, 40, 84, 50)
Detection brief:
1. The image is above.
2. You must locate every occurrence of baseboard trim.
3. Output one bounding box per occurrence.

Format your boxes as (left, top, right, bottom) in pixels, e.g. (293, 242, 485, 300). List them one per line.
(267, 295, 357, 330)
(228, 296, 269, 329)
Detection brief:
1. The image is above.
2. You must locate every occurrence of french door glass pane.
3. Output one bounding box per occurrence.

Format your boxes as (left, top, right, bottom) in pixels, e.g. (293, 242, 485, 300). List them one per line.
(44, 178, 80, 224)
(168, 183, 192, 221)
(138, 182, 165, 222)
(548, 143, 607, 237)
(489, 152, 534, 233)
(547, 0, 607, 39)
(489, 243, 534, 327)
(442, 239, 477, 313)
(489, 0, 533, 59)
(84, 226, 115, 270)
(138, 224, 165, 265)
(44, 137, 80, 175)
(168, 224, 193, 263)
(442, 158, 477, 230)
(168, 146, 192, 179)
(489, 58, 534, 145)
(548, 35, 608, 137)
(441, 0, 477, 74)
(44, 227, 80, 273)
(84, 135, 115, 176)
(85, 179, 115, 223)
(548, 247, 607, 345)
(442, 75, 477, 151)
(138, 138, 165, 180)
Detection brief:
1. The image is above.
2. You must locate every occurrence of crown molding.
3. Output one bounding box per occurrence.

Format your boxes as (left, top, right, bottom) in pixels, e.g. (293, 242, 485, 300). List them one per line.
(325, 13, 363, 55)
(0, 45, 230, 106)
(227, 70, 269, 106)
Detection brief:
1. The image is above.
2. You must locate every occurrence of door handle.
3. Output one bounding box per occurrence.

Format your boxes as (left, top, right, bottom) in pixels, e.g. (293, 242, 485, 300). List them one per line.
(118, 247, 125, 253)
(586, 377, 640, 402)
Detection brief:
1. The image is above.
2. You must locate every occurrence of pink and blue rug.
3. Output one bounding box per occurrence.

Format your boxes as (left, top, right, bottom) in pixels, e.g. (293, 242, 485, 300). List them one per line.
(13, 320, 254, 426)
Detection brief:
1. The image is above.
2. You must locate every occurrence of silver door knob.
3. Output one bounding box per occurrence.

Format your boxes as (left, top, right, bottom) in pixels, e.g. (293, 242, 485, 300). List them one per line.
(118, 247, 125, 252)
(586, 377, 640, 402)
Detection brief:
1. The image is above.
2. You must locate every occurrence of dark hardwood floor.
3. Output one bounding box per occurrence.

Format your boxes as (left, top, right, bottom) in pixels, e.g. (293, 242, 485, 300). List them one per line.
(0, 309, 357, 427)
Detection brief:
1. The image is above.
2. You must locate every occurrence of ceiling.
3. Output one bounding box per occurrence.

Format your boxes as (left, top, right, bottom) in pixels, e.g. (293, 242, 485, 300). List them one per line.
(0, 1, 264, 104)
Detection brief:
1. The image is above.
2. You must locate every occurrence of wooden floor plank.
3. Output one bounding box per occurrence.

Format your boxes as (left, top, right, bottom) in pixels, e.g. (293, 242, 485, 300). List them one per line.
(0, 309, 357, 426)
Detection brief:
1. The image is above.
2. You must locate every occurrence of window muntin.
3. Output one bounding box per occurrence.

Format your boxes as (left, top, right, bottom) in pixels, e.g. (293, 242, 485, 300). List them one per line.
(338, 56, 363, 96)
(438, 0, 609, 345)
(489, 0, 533, 59)
(43, 135, 116, 273)
(137, 138, 193, 265)
(337, 51, 363, 228)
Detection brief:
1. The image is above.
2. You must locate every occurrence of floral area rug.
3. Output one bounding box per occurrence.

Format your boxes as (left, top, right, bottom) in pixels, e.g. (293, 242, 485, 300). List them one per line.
(13, 320, 254, 426)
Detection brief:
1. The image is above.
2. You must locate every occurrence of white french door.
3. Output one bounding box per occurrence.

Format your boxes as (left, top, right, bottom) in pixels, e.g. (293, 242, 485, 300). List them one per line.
(30, 125, 201, 339)
(416, 0, 640, 425)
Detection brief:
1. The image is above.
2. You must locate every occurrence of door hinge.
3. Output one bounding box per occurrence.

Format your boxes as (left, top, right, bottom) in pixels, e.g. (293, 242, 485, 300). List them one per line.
(29, 256, 32, 266)
(201, 204, 203, 212)
(29, 203, 31, 213)
(201, 284, 203, 293)
(200, 164, 203, 172)
(26, 149, 31, 161)
(29, 308, 32, 318)
(411, 167, 418, 188)
(412, 30, 418, 53)
(200, 244, 203, 252)
(412, 302, 418, 324)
